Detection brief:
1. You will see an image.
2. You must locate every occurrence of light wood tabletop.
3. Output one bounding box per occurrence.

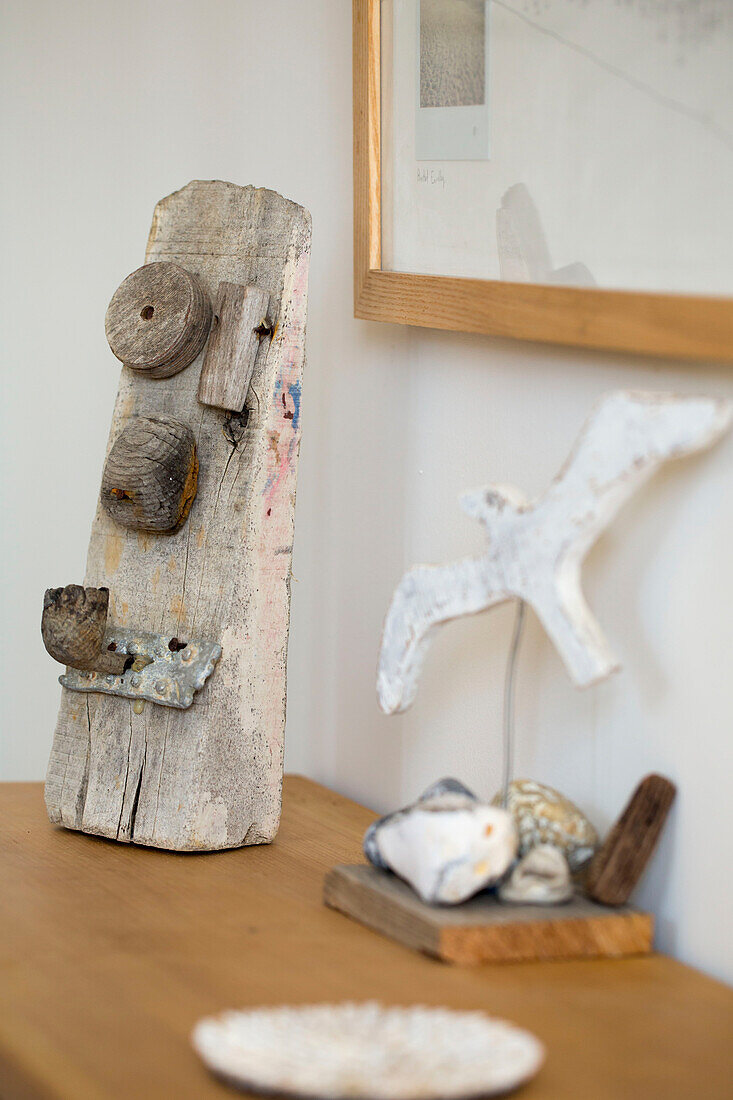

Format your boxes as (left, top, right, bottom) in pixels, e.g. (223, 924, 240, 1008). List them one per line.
(1, 776, 731, 1099)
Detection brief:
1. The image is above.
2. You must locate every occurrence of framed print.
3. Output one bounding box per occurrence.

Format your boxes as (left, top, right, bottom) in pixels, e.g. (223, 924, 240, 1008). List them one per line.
(354, 0, 733, 361)
(415, 0, 490, 160)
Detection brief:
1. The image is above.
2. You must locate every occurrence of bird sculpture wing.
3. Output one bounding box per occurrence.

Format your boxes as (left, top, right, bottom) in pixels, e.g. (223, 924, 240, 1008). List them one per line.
(378, 391, 731, 714)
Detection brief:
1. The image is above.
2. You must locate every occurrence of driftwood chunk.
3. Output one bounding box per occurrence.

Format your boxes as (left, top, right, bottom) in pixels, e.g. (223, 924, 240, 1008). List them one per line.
(45, 181, 311, 851)
(198, 282, 272, 412)
(324, 864, 653, 965)
(586, 775, 677, 907)
(100, 415, 198, 532)
(105, 261, 212, 379)
(42, 585, 129, 676)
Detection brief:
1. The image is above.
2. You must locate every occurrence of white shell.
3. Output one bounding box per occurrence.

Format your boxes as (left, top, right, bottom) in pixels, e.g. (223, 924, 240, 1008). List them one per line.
(365, 780, 518, 905)
(192, 1002, 545, 1100)
(498, 844, 574, 905)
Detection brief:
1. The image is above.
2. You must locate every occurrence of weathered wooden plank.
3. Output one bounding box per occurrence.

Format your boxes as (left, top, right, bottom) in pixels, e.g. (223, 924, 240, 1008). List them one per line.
(324, 864, 654, 965)
(198, 282, 271, 412)
(586, 775, 677, 907)
(45, 181, 311, 850)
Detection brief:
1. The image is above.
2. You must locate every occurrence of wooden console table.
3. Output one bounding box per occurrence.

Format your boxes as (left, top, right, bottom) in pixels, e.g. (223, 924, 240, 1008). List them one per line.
(1, 777, 731, 1098)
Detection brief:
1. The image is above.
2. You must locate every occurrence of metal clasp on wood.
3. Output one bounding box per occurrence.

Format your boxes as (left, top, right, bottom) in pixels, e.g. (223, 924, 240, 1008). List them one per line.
(42, 585, 221, 709)
(198, 282, 273, 412)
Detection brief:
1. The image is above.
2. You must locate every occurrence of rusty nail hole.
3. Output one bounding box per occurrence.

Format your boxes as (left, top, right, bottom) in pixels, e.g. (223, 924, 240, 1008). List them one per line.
(140, 305, 155, 320)
(168, 637, 188, 652)
(107, 642, 117, 651)
(254, 322, 273, 338)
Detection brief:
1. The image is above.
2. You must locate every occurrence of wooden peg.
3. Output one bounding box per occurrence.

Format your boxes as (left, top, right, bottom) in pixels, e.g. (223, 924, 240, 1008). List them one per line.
(197, 282, 272, 412)
(42, 585, 133, 676)
(101, 415, 198, 532)
(585, 774, 677, 907)
(105, 262, 212, 379)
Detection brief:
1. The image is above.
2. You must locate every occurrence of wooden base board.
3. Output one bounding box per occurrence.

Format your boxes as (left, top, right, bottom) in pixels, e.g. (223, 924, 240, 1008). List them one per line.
(324, 864, 654, 965)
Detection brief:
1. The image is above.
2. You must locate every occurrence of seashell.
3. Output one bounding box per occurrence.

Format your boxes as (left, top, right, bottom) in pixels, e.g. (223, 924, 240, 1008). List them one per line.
(492, 779, 598, 872)
(364, 778, 518, 905)
(498, 844, 573, 905)
(192, 1002, 545, 1100)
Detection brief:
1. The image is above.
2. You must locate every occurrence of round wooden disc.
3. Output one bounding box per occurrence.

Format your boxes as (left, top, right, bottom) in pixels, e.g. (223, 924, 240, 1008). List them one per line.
(105, 262, 212, 379)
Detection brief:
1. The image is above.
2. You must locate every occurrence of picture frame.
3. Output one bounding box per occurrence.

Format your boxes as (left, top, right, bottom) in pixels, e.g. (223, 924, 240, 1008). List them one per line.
(353, 0, 733, 362)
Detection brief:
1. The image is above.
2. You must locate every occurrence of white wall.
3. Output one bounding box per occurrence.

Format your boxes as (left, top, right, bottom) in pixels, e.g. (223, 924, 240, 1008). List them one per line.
(1, 1, 731, 984)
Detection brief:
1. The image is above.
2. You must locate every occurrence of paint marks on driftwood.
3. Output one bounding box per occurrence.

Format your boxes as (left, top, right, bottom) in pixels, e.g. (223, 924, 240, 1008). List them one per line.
(45, 182, 311, 850)
(378, 391, 731, 713)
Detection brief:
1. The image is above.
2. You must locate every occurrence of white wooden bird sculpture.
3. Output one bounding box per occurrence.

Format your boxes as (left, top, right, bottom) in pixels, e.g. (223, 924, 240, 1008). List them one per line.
(378, 391, 731, 714)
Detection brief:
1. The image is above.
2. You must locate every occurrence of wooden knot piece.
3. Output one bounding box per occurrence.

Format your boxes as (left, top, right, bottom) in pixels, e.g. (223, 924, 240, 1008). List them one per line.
(105, 261, 212, 379)
(198, 282, 272, 412)
(585, 774, 677, 907)
(101, 415, 198, 532)
(42, 585, 150, 676)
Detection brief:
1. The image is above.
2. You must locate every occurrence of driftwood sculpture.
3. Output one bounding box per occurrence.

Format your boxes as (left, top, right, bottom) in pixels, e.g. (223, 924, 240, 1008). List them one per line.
(378, 391, 730, 713)
(44, 181, 311, 850)
(105, 261, 212, 379)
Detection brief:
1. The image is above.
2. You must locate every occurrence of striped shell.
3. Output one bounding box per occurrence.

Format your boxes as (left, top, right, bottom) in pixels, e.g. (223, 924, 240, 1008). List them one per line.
(493, 779, 598, 872)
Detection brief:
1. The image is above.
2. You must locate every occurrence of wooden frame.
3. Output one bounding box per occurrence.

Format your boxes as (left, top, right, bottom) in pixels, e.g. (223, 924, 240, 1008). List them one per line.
(353, 0, 733, 362)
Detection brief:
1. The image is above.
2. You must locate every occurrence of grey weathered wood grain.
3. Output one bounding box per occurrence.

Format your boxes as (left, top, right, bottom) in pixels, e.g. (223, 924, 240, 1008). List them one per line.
(101, 415, 198, 532)
(105, 261, 212, 379)
(45, 181, 311, 849)
(198, 282, 272, 412)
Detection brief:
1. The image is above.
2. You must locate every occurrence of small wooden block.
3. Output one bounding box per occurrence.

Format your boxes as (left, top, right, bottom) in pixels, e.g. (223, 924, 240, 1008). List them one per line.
(324, 864, 653, 965)
(586, 774, 676, 907)
(198, 282, 271, 412)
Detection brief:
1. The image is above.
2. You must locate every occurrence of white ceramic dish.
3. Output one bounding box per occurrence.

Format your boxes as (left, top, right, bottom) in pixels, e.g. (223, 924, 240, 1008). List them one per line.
(192, 1001, 544, 1099)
